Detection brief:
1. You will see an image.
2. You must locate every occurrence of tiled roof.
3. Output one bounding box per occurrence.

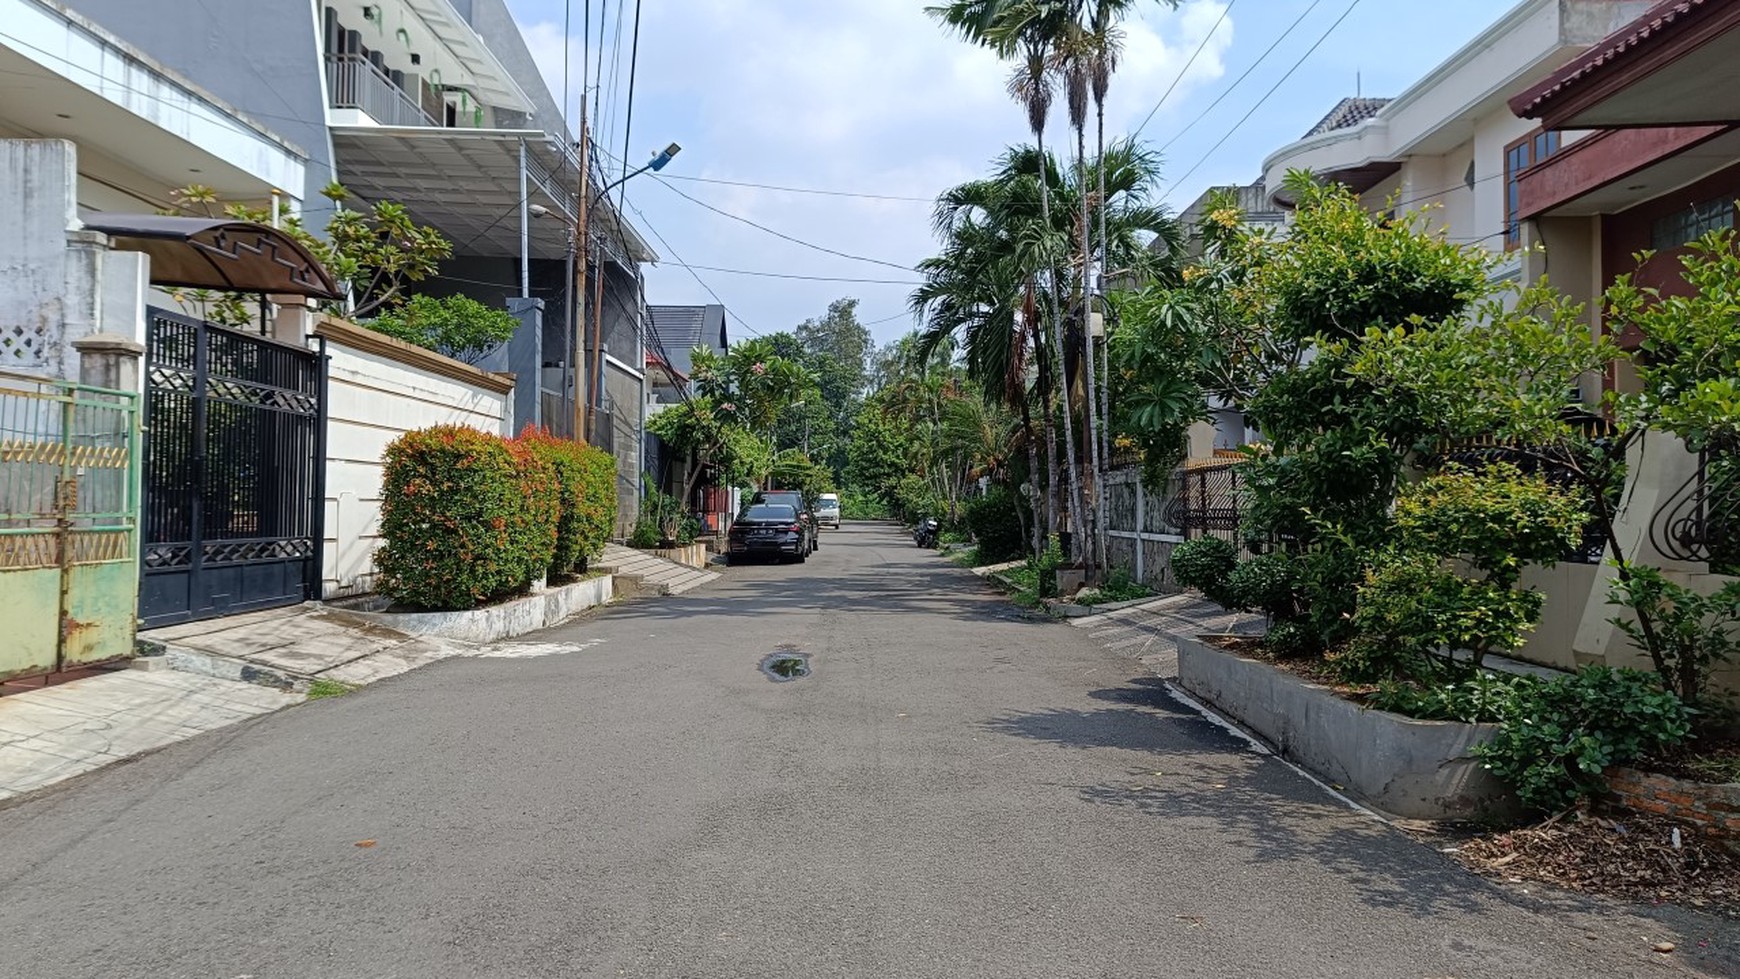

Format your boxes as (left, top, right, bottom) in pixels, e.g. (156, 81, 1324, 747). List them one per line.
(1303, 97, 1391, 138)
(646, 304, 728, 377)
(1510, 0, 1715, 119)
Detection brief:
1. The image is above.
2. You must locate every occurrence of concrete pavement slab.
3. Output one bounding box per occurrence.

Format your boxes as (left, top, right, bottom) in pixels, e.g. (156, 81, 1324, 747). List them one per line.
(0, 671, 301, 802)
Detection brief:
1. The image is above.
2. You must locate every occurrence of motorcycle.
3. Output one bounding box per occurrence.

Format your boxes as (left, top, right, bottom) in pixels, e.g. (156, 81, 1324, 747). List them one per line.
(914, 517, 941, 548)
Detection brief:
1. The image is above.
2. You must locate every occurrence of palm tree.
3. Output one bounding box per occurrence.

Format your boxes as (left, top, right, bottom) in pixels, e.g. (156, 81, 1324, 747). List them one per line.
(911, 143, 1181, 552)
(929, 0, 1080, 551)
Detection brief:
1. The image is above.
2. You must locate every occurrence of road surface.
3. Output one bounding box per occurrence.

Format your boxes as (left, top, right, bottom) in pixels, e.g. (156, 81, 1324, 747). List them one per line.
(0, 522, 1731, 977)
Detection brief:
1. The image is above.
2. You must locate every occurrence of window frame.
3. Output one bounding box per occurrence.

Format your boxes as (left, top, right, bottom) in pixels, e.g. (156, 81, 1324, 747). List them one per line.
(1503, 129, 1562, 251)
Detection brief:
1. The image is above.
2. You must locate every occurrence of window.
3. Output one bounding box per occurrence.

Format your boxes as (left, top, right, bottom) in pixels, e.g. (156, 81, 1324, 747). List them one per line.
(1503, 129, 1562, 250)
(1651, 198, 1735, 252)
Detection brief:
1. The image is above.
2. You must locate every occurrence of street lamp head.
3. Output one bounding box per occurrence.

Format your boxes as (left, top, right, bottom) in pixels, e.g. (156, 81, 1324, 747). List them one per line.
(648, 142, 682, 172)
(527, 203, 550, 219)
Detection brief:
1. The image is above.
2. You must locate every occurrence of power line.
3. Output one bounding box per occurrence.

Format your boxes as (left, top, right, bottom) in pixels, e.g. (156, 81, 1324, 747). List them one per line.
(616, 0, 643, 218)
(675, 264, 922, 285)
(1163, 0, 1365, 203)
(1131, 0, 1236, 140)
(651, 176, 919, 272)
(616, 197, 759, 335)
(660, 173, 936, 204)
(1156, 0, 1326, 157)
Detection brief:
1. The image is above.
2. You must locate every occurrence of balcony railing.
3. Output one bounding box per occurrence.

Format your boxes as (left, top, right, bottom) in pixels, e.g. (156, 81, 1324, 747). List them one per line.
(325, 53, 437, 128)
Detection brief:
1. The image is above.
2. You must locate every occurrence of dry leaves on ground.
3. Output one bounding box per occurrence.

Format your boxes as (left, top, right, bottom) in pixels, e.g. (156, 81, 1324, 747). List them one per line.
(1456, 810, 1740, 915)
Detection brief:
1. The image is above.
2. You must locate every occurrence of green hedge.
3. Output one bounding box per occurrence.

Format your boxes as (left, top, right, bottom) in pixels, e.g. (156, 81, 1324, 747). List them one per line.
(376, 425, 559, 611)
(963, 486, 1027, 563)
(517, 426, 618, 577)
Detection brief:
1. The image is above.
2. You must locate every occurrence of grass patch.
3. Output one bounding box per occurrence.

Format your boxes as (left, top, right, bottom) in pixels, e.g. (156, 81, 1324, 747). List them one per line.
(945, 545, 982, 568)
(305, 678, 356, 700)
(1076, 571, 1155, 606)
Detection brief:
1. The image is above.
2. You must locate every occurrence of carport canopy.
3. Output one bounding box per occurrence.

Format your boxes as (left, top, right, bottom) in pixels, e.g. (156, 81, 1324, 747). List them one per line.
(81, 214, 342, 299)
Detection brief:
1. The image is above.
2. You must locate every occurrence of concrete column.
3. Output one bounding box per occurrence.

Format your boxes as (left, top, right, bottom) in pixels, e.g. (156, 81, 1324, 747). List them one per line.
(269, 294, 317, 346)
(0, 139, 78, 377)
(1573, 433, 1710, 668)
(72, 333, 146, 393)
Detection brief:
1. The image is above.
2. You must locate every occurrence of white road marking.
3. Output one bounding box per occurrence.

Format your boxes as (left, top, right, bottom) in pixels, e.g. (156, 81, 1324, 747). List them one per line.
(471, 639, 607, 659)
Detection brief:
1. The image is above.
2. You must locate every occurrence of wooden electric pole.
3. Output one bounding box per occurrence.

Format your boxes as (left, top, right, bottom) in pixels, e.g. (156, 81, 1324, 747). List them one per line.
(573, 109, 591, 443)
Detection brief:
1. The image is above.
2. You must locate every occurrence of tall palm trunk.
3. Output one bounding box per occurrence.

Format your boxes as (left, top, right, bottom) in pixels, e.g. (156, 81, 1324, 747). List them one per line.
(1037, 134, 1083, 563)
(1092, 85, 1112, 579)
(1021, 285, 1046, 556)
(1076, 112, 1103, 578)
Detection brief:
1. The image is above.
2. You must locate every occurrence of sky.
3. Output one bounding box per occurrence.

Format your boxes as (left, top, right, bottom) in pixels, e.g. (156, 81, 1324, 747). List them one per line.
(505, 0, 1521, 346)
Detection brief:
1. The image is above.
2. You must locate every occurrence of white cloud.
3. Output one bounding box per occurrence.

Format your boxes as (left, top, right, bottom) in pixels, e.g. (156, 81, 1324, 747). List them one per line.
(507, 0, 1233, 342)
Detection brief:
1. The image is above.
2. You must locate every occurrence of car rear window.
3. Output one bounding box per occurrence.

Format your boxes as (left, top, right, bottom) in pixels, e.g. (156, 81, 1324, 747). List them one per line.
(744, 505, 796, 522)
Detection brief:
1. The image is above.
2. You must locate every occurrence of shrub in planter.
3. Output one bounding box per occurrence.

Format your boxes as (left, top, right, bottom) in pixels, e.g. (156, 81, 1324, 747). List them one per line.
(963, 486, 1027, 563)
(1171, 536, 1237, 605)
(571, 442, 618, 567)
(1473, 667, 1693, 813)
(516, 427, 617, 577)
(377, 425, 559, 611)
(1226, 551, 1297, 620)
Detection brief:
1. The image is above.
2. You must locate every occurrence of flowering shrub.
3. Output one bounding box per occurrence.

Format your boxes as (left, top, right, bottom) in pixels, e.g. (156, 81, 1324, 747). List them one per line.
(376, 425, 559, 611)
(515, 426, 617, 578)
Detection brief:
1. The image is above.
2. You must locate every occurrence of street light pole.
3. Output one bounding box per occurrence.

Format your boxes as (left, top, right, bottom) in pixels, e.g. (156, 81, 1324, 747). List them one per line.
(582, 141, 681, 441)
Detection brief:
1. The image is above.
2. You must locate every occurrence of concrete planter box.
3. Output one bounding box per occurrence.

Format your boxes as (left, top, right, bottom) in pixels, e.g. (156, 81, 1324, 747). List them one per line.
(648, 543, 707, 569)
(342, 575, 613, 645)
(1176, 635, 1517, 821)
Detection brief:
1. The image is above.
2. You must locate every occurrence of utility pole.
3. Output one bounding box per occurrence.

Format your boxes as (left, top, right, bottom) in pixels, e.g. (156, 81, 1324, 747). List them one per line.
(573, 108, 591, 443)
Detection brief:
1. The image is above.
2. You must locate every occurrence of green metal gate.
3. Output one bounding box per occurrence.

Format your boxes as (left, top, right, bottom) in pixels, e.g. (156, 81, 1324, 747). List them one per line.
(0, 369, 141, 680)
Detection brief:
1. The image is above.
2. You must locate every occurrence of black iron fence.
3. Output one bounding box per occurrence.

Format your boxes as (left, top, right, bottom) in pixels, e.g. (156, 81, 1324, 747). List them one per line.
(1652, 436, 1739, 575)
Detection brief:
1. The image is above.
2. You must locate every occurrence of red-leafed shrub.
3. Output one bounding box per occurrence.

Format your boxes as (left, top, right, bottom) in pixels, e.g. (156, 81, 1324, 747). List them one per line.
(515, 426, 618, 576)
(377, 424, 558, 610)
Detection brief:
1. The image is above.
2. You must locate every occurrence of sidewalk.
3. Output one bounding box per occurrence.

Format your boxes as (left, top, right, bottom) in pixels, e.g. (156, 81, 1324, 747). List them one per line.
(1068, 591, 1262, 675)
(595, 544, 720, 595)
(0, 666, 299, 801)
(0, 596, 598, 805)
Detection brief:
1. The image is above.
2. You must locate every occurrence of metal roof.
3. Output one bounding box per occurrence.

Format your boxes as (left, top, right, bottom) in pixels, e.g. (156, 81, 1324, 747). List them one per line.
(647, 305, 727, 377)
(80, 215, 341, 298)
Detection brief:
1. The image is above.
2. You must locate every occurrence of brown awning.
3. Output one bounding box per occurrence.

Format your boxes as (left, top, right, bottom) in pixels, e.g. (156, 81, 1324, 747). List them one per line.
(80, 214, 342, 299)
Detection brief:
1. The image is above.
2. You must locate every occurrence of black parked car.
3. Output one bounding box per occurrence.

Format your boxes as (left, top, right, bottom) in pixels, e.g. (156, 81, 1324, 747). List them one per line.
(748, 490, 818, 554)
(727, 504, 809, 563)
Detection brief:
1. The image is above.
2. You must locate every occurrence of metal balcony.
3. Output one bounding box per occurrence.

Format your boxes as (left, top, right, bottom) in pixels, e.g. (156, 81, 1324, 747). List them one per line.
(325, 53, 437, 129)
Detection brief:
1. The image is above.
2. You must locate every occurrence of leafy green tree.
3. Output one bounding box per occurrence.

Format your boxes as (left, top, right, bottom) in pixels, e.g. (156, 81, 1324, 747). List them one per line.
(166, 182, 451, 326)
(797, 298, 872, 395)
(363, 294, 517, 363)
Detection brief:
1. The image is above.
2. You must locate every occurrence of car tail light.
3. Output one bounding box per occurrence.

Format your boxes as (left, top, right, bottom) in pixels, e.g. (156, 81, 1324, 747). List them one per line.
(790, 524, 803, 533)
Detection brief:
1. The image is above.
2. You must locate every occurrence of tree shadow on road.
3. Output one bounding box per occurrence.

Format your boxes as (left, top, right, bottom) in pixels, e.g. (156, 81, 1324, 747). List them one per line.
(983, 676, 1540, 920)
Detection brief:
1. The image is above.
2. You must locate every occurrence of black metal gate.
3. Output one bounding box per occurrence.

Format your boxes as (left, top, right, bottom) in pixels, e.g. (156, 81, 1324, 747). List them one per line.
(140, 308, 326, 628)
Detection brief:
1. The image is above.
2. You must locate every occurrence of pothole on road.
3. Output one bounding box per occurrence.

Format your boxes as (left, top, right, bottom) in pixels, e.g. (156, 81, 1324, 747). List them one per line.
(759, 648, 811, 682)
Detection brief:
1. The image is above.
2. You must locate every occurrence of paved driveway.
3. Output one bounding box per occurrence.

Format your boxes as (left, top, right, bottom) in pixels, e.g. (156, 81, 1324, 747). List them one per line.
(0, 522, 1731, 977)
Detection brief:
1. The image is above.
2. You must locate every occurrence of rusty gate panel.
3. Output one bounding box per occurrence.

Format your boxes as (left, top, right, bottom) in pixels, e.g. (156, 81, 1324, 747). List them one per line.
(0, 369, 141, 679)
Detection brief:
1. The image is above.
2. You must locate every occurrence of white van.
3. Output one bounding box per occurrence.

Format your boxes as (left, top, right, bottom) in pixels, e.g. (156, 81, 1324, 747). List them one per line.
(815, 492, 842, 529)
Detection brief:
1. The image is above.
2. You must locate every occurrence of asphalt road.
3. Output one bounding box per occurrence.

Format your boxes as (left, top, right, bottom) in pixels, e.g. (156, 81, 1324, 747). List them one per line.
(0, 522, 1733, 977)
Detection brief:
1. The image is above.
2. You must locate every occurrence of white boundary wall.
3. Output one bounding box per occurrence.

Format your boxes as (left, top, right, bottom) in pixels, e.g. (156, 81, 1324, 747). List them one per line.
(314, 319, 513, 598)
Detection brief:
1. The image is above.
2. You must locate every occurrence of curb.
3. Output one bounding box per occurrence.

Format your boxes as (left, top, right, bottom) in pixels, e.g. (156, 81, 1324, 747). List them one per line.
(135, 638, 307, 692)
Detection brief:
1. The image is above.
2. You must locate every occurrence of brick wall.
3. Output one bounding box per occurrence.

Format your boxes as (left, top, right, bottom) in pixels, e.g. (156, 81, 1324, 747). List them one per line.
(1605, 767, 1740, 838)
